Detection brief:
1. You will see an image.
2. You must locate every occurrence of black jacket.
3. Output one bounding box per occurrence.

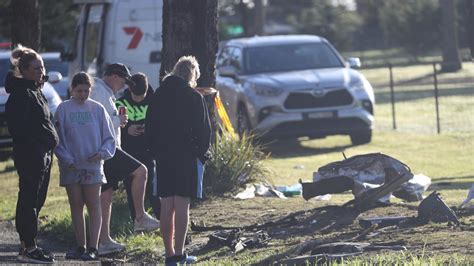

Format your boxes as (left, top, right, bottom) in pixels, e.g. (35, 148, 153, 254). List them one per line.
(145, 75, 211, 163)
(5, 71, 59, 152)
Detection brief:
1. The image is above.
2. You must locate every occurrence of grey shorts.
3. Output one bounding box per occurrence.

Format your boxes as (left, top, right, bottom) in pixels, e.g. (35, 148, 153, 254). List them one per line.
(60, 168, 106, 187)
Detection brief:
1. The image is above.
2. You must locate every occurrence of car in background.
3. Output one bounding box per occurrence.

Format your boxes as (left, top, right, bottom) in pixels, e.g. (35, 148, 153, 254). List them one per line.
(41, 52, 70, 100)
(216, 35, 375, 145)
(0, 51, 62, 148)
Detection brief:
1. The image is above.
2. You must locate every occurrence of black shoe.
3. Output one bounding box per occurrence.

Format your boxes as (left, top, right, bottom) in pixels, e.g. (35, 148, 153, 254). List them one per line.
(81, 247, 99, 261)
(18, 247, 55, 264)
(165, 255, 181, 266)
(65, 246, 86, 260)
(37, 247, 55, 260)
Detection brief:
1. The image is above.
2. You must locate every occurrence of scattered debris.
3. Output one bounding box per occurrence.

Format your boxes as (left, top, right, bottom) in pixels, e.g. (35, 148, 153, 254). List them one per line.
(191, 211, 301, 232)
(275, 183, 302, 197)
(208, 229, 270, 253)
(234, 185, 256, 199)
(459, 184, 474, 209)
(417, 191, 460, 225)
(280, 242, 406, 265)
(302, 176, 353, 200)
(234, 183, 287, 199)
(393, 174, 431, 202)
(301, 153, 432, 210)
(359, 216, 411, 229)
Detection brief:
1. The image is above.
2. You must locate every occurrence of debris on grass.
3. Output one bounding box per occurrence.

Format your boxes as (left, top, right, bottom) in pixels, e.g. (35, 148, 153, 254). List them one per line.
(301, 153, 432, 210)
(459, 184, 474, 209)
(417, 191, 460, 225)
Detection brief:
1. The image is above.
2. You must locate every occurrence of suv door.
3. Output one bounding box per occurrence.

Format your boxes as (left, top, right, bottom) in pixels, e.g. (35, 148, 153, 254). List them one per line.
(216, 46, 243, 127)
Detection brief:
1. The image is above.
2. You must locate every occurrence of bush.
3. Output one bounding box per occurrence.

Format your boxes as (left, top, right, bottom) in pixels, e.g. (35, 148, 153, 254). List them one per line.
(203, 130, 270, 196)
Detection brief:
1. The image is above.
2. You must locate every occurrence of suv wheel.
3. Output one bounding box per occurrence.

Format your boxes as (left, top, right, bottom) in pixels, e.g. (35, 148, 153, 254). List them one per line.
(237, 106, 251, 138)
(350, 130, 372, 145)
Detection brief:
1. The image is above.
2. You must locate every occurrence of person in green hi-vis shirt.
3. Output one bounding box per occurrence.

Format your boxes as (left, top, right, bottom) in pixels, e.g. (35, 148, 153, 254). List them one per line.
(116, 73, 161, 221)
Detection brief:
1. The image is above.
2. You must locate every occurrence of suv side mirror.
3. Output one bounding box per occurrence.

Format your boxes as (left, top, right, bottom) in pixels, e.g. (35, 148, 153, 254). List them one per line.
(347, 57, 361, 68)
(218, 65, 238, 79)
(47, 71, 62, 84)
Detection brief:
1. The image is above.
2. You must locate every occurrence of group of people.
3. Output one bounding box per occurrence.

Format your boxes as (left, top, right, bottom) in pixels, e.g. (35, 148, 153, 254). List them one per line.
(5, 45, 211, 265)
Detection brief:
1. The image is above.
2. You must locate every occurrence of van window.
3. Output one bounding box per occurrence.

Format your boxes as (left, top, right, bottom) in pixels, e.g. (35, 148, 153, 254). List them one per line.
(84, 4, 104, 73)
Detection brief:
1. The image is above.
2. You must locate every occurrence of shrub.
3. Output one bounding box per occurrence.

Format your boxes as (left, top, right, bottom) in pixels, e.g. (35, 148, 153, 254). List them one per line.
(203, 130, 271, 196)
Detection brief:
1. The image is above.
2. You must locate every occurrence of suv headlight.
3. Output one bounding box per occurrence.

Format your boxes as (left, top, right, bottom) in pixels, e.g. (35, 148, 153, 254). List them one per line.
(348, 80, 366, 94)
(251, 84, 283, 97)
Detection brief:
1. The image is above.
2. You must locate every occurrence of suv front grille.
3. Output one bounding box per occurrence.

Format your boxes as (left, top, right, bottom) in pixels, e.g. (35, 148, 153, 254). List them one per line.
(284, 89, 353, 109)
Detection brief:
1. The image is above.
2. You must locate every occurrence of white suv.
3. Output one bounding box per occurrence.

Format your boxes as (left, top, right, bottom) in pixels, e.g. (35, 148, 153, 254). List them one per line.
(216, 35, 375, 145)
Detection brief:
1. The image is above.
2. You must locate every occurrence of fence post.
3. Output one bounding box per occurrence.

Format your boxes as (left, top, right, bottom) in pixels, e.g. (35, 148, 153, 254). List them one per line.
(389, 64, 397, 130)
(433, 63, 441, 134)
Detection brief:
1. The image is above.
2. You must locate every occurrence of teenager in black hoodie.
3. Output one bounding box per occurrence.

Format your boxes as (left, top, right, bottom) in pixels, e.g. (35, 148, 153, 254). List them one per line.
(4, 45, 58, 264)
(146, 56, 211, 265)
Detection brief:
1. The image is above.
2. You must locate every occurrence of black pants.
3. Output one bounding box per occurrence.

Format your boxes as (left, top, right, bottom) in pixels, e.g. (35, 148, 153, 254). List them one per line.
(14, 149, 52, 247)
(124, 156, 161, 220)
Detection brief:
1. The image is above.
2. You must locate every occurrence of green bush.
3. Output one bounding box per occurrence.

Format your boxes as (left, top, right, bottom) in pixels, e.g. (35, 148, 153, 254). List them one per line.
(203, 130, 271, 196)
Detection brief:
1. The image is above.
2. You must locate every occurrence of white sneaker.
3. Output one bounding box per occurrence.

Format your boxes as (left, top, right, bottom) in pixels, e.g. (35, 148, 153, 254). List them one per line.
(134, 213, 160, 232)
(98, 239, 125, 255)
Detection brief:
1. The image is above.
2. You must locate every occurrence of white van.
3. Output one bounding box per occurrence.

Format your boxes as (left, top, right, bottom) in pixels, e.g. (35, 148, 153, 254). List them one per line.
(66, 0, 163, 88)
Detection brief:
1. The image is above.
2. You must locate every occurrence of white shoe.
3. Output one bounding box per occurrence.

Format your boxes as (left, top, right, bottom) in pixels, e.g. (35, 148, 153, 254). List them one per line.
(98, 239, 125, 255)
(134, 213, 160, 232)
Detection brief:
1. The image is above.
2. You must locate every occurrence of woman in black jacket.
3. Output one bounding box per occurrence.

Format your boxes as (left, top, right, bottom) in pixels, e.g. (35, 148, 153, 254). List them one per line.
(145, 56, 211, 265)
(5, 45, 59, 264)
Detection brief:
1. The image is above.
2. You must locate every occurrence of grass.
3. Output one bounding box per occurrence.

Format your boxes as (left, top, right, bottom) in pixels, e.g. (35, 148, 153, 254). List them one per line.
(0, 61, 472, 264)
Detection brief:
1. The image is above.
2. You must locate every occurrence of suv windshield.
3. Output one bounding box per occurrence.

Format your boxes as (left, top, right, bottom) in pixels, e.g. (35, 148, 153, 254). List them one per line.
(244, 42, 344, 74)
(0, 58, 10, 87)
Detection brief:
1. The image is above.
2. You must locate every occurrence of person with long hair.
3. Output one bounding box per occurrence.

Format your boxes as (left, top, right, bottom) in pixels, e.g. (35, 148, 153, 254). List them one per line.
(146, 56, 211, 265)
(5, 45, 59, 263)
(54, 72, 116, 260)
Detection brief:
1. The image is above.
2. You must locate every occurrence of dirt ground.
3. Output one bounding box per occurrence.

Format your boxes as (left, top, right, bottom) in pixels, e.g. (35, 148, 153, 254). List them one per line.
(1, 196, 473, 264)
(185, 196, 474, 264)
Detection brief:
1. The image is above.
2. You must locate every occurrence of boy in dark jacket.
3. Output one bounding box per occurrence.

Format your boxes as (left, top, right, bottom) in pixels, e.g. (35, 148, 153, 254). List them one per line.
(116, 73, 161, 220)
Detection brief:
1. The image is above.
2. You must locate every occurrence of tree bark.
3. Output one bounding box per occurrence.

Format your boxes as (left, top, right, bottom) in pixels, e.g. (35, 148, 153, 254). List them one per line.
(11, 0, 41, 51)
(161, 0, 219, 134)
(160, 0, 218, 88)
(440, 0, 462, 72)
(254, 0, 266, 36)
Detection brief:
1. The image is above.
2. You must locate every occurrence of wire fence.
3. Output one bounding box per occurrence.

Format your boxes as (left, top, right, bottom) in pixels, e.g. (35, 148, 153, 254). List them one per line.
(367, 62, 474, 134)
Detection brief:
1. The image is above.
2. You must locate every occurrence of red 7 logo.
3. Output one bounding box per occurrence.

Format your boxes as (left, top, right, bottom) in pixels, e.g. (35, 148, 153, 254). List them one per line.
(123, 27, 143, 49)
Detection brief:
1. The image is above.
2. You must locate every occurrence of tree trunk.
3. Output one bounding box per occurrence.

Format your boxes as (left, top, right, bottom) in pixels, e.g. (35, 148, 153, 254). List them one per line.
(160, 0, 218, 87)
(161, 0, 219, 133)
(11, 0, 41, 50)
(440, 0, 462, 72)
(254, 0, 266, 36)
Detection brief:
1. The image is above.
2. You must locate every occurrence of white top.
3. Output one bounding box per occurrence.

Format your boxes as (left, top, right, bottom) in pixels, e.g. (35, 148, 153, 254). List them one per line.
(90, 78, 122, 147)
